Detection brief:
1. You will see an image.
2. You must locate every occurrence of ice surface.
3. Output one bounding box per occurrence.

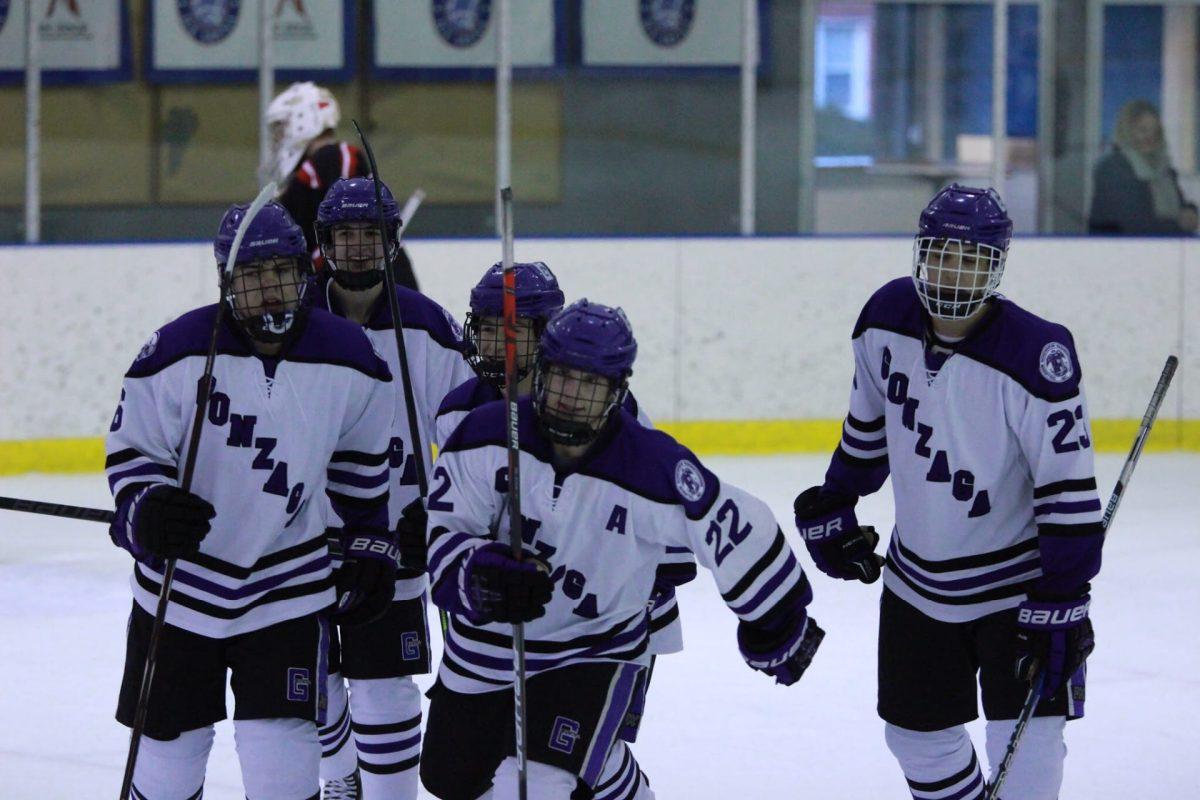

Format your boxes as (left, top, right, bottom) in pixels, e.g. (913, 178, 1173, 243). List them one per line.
(1, 455, 1197, 798)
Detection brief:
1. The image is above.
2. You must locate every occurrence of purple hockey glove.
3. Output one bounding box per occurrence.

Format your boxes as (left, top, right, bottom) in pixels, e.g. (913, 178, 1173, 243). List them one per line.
(738, 614, 825, 686)
(127, 485, 214, 561)
(794, 486, 883, 584)
(1015, 592, 1095, 697)
(463, 542, 553, 625)
(332, 528, 399, 626)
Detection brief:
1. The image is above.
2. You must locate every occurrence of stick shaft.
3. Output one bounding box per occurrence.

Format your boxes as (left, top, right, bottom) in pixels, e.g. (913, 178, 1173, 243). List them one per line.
(0, 496, 114, 523)
(499, 185, 528, 800)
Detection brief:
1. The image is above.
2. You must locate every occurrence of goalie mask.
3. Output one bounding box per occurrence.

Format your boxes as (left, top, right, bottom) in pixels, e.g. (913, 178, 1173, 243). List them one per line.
(316, 177, 401, 291)
(465, 261, 565, 388)
(214, 202, 311, 344)
(912, 183, 1013, 321)
(534, 300, 637, 447)
(260, 81, 340, 186)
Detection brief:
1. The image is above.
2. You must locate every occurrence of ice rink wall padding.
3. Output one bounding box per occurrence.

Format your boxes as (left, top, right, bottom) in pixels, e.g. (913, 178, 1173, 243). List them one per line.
(1, 236, 1196, 474)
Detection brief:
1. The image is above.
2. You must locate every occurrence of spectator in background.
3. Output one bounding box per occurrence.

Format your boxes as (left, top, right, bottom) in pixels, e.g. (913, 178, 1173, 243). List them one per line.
(1089, 100, 1198, 236)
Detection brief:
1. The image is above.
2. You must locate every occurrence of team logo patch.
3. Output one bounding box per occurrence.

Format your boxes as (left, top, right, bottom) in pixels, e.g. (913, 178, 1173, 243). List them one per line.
(135, 331, 161, 362)
(432, 0, 492, 48)
(674, 459, 706, 502)
(549, 716, 581, 754)
(177, 0, 242, 45)
(0, 1, 11, 35)
(1039, 342, 1074, 384)
(639, 0, 696, 47)
(286, 667, 310, 702)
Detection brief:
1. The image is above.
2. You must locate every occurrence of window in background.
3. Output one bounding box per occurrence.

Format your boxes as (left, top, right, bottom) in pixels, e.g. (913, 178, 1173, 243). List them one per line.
(816, 15, 871, 121)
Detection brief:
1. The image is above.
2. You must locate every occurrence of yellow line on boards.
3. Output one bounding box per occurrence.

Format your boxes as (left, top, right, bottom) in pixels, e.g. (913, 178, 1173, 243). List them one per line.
(1, 419, 1197, 476)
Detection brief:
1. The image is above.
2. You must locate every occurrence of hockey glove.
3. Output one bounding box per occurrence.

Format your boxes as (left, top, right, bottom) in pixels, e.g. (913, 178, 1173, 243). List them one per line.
(129, 485, 215, 560)
(395, 498, 428, 578)
(332, 528, 399, 626)
(738, 614, 826, 686)
(793, 486, 884, 583)
(463, 542, 553, 625)
(1015, 591, 1094, 698)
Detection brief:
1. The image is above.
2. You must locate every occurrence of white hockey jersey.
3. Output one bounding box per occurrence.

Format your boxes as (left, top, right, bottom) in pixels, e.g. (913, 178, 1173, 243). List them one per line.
(824, 278, 1104, 623)
(309, 275, 474, 600)
(434, 378, 696, 655)
(106, 305, 395, 638)
(427, 398, 812, 694)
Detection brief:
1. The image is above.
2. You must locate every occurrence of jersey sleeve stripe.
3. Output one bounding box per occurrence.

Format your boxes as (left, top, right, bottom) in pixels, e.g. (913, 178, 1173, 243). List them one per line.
(833, 444, 888, 469)
(326, 467, 389, 490)
(427, 531, 475, 579)
(841, 431, 888, 452)
(1037, 522, 1105, 538)
(729, 555, 803, 620)
(1032, 477, 1098, 499)
(719, 532, 785, 602)
(649, 600, 680, 632)
(107, 461, 177, 493)
(1033, 499, 1103, 518)
(846, 413, 886, 433)
(105, 447, 147, 468)
(330, 449, 389, 467)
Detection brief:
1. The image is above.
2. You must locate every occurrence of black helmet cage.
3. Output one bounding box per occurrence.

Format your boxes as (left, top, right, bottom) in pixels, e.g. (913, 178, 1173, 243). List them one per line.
(316, 219, 400, 290)
(224, 255, 311, 343)
(532, 359, 630, 446)
(464, 312, 548, 387)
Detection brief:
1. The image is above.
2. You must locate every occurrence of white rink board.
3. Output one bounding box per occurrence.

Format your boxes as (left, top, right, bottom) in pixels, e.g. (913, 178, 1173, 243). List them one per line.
(0, 237, 1196, 441)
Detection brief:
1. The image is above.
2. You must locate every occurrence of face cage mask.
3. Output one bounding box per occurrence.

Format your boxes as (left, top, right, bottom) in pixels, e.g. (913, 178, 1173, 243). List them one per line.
(224, 256, 310, 344)
(465, 313, 542, 387)
(319, 223, 399, 291)
(911, 236, 1007, 321)
(533, 361, 627, 446)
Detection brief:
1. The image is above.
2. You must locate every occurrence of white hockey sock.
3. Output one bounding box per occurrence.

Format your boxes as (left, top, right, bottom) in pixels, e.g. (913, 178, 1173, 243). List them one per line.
(492, 758, 577, 800)
(985, 716, 1066, 800)
(319, 672, 357, 782)
(348, 676, 422, 799)
(884, 723, 985, 800)
(593, 741, 655, 800)
(234, 717, 320, 799)
(129, 726, 213, 800)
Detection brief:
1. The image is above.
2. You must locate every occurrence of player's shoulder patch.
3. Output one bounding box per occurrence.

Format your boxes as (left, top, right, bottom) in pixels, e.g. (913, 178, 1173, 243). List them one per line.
(673, 458, 707, 502)
(135, 330, 160, 362)
(126, 305, 224, 378)
(1038, 341, 1075, 384)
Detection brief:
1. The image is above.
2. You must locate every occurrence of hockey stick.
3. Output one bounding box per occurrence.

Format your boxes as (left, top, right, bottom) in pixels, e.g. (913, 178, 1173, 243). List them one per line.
(500, 185, 530, 800)
(351, 121, 429, 501)
(0, 496, 114, 523)
(985, 354, 1178, 800)
(118, 181, 277, 800)
(399, 188, 426, 229)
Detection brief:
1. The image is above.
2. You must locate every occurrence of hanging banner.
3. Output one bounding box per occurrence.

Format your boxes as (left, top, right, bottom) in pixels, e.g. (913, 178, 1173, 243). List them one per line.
(0, 0, 130, 84)
(148, 0, 354, 83)
(372, 0, 560, 78)
(581, 0, 767, 71)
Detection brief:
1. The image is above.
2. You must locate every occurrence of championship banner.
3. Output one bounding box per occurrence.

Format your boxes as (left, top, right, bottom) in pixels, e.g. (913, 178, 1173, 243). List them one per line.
(148, 0, 354, 83)
(0, 0, 130, 84)
(581, 0, 768, 70)
(372, 0, 559, 78)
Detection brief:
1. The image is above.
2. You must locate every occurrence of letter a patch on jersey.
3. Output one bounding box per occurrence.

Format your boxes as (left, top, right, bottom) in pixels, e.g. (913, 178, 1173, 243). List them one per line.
(606, 504, 628, 534)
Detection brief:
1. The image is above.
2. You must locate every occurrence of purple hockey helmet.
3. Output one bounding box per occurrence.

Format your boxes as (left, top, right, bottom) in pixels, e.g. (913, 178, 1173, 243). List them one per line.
(912, 183, 1013, 320)
(214, 201, 311, 343)
(315, 176, 401, 290)
(465, 261, 566, 386)
(534, 299, 637, 446)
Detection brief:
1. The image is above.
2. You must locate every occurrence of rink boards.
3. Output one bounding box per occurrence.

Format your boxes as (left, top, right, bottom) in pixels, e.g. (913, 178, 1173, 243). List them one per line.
(1, 236, 1197, 474)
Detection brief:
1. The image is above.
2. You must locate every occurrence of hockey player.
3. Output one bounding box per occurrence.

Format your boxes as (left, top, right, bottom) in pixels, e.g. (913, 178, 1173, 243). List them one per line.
(263, 81, 418, 289)
(421, 299, 824, 800)
(309, 176, 474, 798)
(106, 202, 398, 799)
(794, 185, 1101, 800)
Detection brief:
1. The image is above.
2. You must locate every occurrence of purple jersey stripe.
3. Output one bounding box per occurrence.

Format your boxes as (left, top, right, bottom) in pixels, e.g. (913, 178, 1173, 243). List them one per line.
(154, 553, 331, 602)
(107, 461, 175, 492)
(888, 539, 1041, 592)
(427, 531, 475, 577)
(1034, 499, 1103, 517)
(841, 431, 888, 452)
(730, 554, 801, 617)
(327, 467, 389, 490)
(445, 619, 648, 673)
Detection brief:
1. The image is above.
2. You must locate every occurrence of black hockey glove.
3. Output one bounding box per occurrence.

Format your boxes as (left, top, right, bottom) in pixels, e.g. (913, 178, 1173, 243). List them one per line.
(463, 543, 553, 625)
(395, 498, 428, 578)
(130, 485, 215, 560)
(738, 614, 826, 686)
(1015, 590, 1095, 698)
(332, 528, 399, 626)
(793, 486, 884, 584)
